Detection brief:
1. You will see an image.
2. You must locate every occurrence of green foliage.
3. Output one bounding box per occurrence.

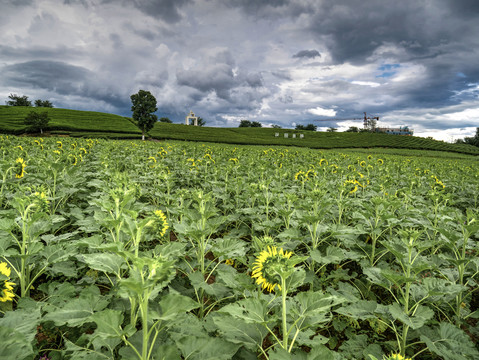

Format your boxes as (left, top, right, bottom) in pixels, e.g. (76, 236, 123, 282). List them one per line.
(24, 111, 50, 134)
(6, 93, 32, 107)
(346, 126, 360, 133)
(239, 120, 262, 127)
(0, 105, 141, 136)
(159, 117, 172, 123)
(0, 136, 478, 359)
(296, 124, 317, 131)
(130, 90, 158, 140)
(34, 99, 53, 108)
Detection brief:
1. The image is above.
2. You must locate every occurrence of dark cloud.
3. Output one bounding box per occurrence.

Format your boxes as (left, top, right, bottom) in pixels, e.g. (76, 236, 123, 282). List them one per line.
(176, 64, 235, 99)
(293, 50, 320, 59)
(0, 0, 33, 5)
(2, 60, 126, 108)
(0, 45, 84, 61)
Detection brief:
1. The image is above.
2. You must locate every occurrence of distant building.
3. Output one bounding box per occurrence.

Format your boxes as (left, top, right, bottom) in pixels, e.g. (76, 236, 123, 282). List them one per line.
(376, 126, 414, 136)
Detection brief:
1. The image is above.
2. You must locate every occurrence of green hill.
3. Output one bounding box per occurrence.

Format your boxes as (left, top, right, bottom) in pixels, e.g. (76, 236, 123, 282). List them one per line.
(0, 105, 141, 138)
(149, 123, 479, 155)
(1, 105, 478, 155)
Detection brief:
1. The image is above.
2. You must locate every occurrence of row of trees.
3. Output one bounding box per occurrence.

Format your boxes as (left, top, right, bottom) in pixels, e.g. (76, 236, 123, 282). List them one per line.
(455, 128, 479, 147)
(6, 94, 53, 108)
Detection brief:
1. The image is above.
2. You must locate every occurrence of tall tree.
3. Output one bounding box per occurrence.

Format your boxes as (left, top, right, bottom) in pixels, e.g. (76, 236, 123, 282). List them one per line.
(239, 120, 252, 127)
(130, 90, 158, 140)
(24, 111, 50, 134)
(6, 94, 32, 107)
(34, 99, 53, 108)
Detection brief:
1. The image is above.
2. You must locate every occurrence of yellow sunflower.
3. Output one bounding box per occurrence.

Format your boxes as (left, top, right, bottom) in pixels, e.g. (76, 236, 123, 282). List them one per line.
(153, 210, 169, 237)
(251, 246, 293, 293)
(15, 158, 26, 178)
(387, 353, 412, 360)
(0, 262, 15, 302)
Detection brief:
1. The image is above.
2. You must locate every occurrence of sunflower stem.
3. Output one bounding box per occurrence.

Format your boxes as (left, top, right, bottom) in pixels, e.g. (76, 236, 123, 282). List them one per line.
(281, 276, 288, 351)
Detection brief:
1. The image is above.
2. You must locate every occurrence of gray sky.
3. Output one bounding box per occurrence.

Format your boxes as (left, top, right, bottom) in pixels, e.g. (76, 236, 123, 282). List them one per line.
(1, 0, 478, 141)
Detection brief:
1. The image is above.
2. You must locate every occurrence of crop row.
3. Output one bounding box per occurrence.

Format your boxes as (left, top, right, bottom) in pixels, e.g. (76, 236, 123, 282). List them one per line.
(0, 135, 478, 359)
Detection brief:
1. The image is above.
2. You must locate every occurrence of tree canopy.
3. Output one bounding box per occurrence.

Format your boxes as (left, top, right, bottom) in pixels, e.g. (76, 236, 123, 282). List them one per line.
(130, 90, 158, 140)
(239, 120, 262, 127)
(24, 111, 50, 134)
(35, 99, 53, 108)
(295, 124, 317, 131)
(159, 117, 172, 123)
(6, 94, 32, 107)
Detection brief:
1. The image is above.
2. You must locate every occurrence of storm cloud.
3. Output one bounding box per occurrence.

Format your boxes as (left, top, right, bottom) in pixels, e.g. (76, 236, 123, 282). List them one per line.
(0, 0, 478, 140)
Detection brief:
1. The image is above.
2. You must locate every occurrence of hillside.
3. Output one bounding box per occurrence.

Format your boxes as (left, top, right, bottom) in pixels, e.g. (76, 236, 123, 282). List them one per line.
(1, 105, 478, 155)
(0, 105, 141, 138)
(149, 122, 479, 155)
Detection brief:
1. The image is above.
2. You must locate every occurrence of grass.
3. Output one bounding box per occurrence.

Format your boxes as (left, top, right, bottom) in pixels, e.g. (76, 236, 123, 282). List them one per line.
(0, 105, 141, 136)
(150, 123, 479, 155)
(1, 105, 478, 155)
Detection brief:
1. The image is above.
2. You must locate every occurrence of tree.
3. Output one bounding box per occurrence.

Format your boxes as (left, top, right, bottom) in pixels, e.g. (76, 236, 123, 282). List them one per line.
(296, 124, 317, 131)
(272, 124, 282, 129)
(6, 94, 32, 107)
(239, 120, 252, 127)
(24, 111, 50, 134)
(327, 127, 337, 132)
(345, 126, 360, 133)
(251, 121, 262, 127)
(458, 127, 479, 147)
(130, 90, 158, 141)
(197, 117, 206, 126)
(34, 99, 53, 108)
(159, 117, 172, 123)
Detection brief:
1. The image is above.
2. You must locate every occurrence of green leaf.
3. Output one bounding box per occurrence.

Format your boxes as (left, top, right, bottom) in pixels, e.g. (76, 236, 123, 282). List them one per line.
(212, 312, 268, 351)
(388, 303, 434, 329)
(421, 322, 479, 360)
(150, 293, 199, 321)
(173, 335, 240, 360)
(79, 252, 125, 275)
(90, 309, 125, 339)
(0, 326, 34, 360)
(44, 287, 109, 327)
(218, 297, 273, 324)
(0, 303, 41, 359)
(335, 300, 378, 320)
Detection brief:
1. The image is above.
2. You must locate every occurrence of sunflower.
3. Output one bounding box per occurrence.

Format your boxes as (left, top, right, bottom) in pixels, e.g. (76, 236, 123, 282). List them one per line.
(386, 353, 412, 360)
(153, 210, 169, 237)
(68, 154, 78, 166)
(294, 170, 307, 182)
(15, 158, 26, 178)
(0, 262, 15, 302)
(344, 179, 360, 194)
(251, 246, 293, 293)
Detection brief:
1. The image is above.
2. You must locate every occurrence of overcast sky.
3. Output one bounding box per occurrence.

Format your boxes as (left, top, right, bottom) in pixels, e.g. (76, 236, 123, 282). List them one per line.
(1, 0, 478, 141)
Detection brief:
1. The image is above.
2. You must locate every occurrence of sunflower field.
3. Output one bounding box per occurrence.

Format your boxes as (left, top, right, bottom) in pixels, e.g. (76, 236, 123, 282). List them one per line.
(0, 135, 478, 360)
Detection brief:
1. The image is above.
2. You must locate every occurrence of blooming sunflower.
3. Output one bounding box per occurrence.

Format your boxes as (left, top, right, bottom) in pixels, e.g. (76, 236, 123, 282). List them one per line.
(0, 262, 15, 302)
(344, 179, 360, 194)
(15, 158, 26, 178)
(153, 210, 169, 237)
(251, 246, 293, 293)
(386, 353, 412, 360)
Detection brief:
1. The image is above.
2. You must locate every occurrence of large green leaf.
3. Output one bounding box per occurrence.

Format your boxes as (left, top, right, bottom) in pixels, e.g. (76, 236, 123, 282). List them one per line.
(150, 293, 199, 321)
(43, 286, 109, 327)
(212, 312, 268, 351)
(388, 303, 434, 329)
(421, 322, 479, 360)
(79, 252, 125, 276)
(0, 303, 41, 359)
